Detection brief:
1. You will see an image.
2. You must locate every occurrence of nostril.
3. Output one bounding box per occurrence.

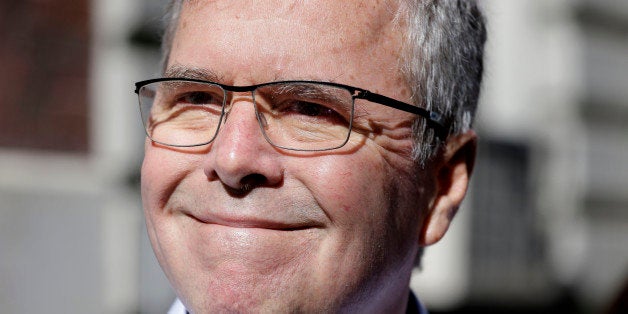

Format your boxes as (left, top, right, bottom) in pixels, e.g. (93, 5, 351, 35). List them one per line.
(240, 173, 267, 191)
(224, 173, 268, 197)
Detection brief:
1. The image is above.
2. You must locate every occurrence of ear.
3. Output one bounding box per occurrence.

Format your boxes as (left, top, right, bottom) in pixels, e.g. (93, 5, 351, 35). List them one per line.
(419, 130, 477, 246)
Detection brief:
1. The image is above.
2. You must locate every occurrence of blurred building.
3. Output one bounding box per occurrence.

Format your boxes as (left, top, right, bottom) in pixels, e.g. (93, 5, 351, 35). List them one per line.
(0, 0, 626, 313)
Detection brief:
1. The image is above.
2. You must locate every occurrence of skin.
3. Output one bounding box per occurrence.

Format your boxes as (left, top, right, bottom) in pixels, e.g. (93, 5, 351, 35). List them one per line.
(141, 0, 476, 313)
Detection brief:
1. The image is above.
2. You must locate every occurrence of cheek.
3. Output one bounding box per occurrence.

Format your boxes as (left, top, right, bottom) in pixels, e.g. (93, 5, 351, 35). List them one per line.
(141, 146, 202, 286)
(141, 146, 178, 255)
(141, 144, 200, 211)
(296, 152, 388, 219)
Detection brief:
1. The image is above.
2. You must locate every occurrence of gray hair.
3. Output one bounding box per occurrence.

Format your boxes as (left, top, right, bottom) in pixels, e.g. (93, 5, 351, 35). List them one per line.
(399, 0, 486, 163)
(160, 0, 486, 165)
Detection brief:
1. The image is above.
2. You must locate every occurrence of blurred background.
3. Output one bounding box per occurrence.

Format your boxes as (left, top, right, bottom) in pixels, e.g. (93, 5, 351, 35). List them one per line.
(0, 0, 626, 313)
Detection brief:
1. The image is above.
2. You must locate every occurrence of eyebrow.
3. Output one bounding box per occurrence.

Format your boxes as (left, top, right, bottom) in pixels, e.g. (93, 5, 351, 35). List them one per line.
(270, 83, 350, 105)
(164, 65, 221, 82)
(162, 66, 350, 107)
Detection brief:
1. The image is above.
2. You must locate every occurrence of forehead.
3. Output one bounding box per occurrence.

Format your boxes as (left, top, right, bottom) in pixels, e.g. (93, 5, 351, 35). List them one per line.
(171, 0, 406, 88)
(181, 0, 400, 34)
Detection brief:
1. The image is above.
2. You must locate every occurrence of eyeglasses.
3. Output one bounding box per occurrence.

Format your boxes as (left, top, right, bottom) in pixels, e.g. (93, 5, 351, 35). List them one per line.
(134, 78, 448, 151)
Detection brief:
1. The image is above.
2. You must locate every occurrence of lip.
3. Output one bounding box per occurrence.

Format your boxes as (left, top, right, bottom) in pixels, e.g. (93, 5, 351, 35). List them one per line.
(182, 210, 324, 231)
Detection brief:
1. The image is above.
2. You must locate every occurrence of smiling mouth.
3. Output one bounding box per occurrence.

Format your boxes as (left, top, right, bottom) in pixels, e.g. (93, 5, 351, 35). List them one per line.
(184, 212, 322, 231)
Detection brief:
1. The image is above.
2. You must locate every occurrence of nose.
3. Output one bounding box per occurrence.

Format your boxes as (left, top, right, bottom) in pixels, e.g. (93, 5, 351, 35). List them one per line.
(203, 97, 283, 193)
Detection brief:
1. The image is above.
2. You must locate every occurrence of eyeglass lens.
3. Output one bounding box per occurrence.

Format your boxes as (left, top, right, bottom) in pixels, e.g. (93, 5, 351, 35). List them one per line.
(138, 81, 355, 151)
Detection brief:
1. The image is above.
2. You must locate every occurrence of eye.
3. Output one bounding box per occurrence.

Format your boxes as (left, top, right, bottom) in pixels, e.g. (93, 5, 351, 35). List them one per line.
(178, 91, 222, 106)
(277, 100, 348, 124)
(290, 101, 332, 116)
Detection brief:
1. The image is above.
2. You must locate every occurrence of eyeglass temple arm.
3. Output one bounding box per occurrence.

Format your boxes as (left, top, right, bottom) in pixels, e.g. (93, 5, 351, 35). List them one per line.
(355, 90, 449, 139)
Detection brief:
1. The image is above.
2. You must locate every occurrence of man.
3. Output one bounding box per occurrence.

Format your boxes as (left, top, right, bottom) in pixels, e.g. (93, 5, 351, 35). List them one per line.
(135, 0, 485, 312)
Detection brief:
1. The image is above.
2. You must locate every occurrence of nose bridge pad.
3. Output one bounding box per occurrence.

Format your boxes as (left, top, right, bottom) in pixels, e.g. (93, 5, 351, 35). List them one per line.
(222, 97, 232, 122)
(251, 91, 268, 130)
(257, 110, 268, 129)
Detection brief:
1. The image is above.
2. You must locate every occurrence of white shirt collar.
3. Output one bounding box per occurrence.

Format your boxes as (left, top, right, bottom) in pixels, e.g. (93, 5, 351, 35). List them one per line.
(167, 298, 186, 314)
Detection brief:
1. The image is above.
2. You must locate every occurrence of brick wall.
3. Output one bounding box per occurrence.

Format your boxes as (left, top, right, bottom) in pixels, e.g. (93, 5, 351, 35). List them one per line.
(0, 1, 89, 152)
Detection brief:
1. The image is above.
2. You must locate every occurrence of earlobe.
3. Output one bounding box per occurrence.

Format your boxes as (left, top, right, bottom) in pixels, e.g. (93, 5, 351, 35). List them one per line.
(419, 130, 477, 246)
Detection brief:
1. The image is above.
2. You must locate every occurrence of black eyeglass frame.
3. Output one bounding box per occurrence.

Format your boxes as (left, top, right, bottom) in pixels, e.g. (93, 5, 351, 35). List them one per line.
(134, 78, 449, 149)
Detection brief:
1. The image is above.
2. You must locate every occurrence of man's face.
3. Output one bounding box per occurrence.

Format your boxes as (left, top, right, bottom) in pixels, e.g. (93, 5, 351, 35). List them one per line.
(142, 0, 434, 312)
